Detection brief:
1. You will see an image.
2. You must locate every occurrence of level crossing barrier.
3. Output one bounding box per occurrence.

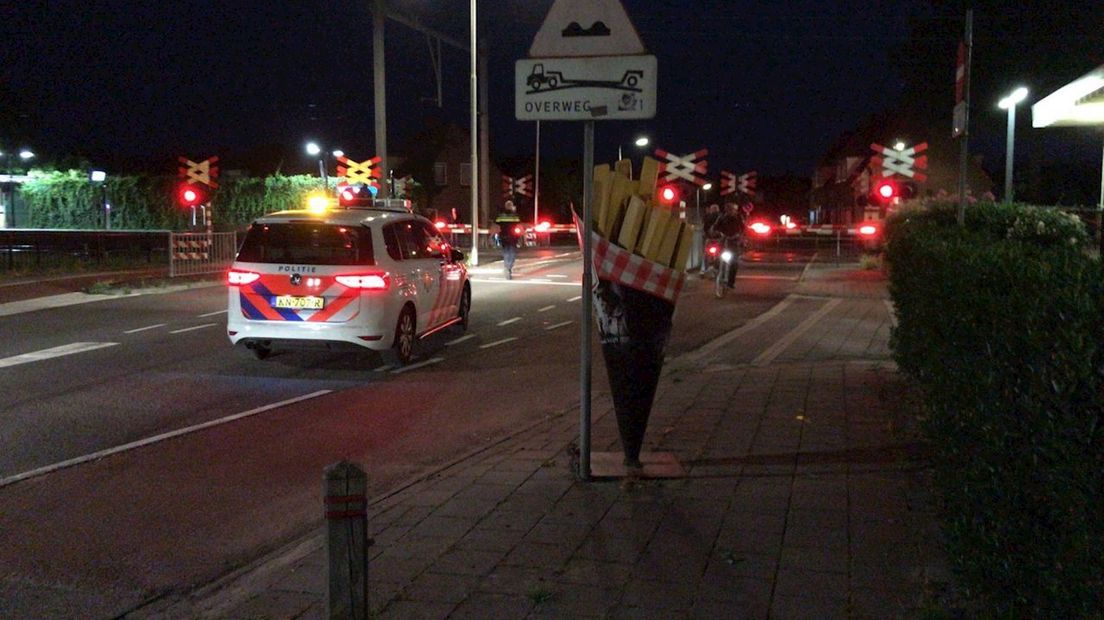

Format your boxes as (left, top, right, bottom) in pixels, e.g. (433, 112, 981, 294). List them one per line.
(169, 232, 238, 277)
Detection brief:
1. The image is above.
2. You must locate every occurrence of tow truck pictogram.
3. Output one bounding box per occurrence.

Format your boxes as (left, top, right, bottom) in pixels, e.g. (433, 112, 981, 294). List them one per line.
(525, 64, 644, 94)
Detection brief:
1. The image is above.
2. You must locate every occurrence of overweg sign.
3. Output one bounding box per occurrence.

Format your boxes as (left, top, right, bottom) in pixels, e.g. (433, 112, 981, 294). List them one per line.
(516, 56, 657, 121)
(516, 0, 656, 122)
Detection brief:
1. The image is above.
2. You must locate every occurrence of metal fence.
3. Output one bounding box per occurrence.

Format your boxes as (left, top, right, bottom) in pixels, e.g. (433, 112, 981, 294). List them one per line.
(0, 229, 170, 272)
(168, 232, 239, 277)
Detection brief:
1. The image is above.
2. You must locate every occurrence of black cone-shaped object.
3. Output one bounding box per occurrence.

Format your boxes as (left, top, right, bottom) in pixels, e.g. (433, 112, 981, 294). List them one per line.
(593, 279, 675, 468)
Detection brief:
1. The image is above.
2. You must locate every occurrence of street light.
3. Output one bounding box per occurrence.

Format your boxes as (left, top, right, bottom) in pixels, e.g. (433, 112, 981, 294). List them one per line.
(90, 170, 109, 229)
(618, 135, 650, 160)
(998, 86, 1029, 203)
(696, 181, 714, 212)
(305, 141, 342, 191)
(1, 148, 34, 228)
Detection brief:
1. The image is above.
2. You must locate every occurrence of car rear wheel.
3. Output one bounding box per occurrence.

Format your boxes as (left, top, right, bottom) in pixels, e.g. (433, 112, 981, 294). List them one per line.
(385, 307, 416, 365)
(458, 286, 471, 329)
(251, 342, 272, 360)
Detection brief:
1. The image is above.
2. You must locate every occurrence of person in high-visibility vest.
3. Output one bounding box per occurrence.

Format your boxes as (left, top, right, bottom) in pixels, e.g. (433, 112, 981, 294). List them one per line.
(494, 200, 522, 279)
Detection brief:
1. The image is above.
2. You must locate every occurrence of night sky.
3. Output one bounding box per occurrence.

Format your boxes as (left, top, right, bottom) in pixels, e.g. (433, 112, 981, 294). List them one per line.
(1, 1, 1100, 188)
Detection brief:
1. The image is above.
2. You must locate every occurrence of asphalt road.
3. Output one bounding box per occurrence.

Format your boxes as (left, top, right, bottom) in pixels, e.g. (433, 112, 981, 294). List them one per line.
(0, 246, 813, 618)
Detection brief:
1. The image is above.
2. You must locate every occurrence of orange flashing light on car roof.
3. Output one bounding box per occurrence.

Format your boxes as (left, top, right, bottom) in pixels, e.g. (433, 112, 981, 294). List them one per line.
(336, 273, 390, 290)
(306, 193, 329, 213)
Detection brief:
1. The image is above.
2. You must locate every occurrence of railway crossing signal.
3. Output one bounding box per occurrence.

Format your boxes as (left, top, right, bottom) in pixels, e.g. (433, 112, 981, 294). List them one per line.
(870, 142, 928, 182)
(654, 148, 709, 186)
(502, 174, 534, 200)
(178, 156, 219, 189)
(336, 156, 382, 185)
(721, 170, 757, 197)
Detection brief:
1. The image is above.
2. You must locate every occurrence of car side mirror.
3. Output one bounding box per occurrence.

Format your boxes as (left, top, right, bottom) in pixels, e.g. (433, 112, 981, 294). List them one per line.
(450, 248, 465, 263)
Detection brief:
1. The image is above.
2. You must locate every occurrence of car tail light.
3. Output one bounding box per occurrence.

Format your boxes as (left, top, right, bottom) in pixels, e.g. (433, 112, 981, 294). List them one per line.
(227, 270, 261, 286)
(336, 273, 390, 290)
(749, 222, 772, 236)
(513, 225, 523, 235)
(707, 244, 720, 256)
(858, 224, 878, 237)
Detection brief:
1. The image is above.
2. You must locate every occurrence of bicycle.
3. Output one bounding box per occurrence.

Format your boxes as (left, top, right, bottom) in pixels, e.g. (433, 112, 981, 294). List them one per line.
(713, 237, 743, 299)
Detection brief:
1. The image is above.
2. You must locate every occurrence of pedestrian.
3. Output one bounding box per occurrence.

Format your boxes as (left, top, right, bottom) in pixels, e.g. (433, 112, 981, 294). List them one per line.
(495, 200, 522, 279)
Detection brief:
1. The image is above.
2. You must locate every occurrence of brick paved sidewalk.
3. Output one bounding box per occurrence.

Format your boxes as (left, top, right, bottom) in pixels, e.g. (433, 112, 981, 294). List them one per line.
(136, 266, 949, 619)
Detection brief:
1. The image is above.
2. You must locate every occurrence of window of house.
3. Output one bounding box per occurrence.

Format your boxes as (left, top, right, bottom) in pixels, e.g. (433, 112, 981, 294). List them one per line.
(434, 162, 447, 186)
(460, 163, 472, 187)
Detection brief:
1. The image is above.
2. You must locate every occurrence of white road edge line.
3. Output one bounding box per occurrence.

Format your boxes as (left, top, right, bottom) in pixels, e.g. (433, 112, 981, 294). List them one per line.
(545, 321, 573, 331)
(198, 309, 228, 318)
(445, 334, 476, 346)
(480, 337, 518, 349)
(169, 323, 218, 334)
(567, 296, 582, 302)
(390, 357, 445, 374)
(0, 342, 119, 369)
(0, 390, 333, 489)
(751, 298, 843, 367)
(537, 305, 556, 313)
(547, 275, 569, 279)
(373, 364, 394, 372)
(124, 324, 167, 334)
(497, 317, 522, 326)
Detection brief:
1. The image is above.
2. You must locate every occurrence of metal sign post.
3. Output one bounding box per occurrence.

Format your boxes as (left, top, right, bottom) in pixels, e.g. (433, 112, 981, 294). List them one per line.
(518, 0, 657, 482)
(580, 120, 595, 481)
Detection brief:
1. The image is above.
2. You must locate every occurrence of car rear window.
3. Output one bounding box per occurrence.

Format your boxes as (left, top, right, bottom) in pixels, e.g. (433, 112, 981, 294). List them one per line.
(236, 222, 375, 265)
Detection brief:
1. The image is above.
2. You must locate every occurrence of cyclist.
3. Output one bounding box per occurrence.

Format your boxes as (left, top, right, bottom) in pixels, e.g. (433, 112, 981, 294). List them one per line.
(709, 203, 746, 289)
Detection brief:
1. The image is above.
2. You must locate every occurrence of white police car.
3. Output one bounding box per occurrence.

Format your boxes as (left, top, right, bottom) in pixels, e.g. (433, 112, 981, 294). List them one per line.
(226, 191, 470, 365)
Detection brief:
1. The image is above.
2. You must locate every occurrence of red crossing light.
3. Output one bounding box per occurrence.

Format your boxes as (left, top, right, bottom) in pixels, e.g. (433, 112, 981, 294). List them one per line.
(657, 184, 680, 207)
(177, 183, 206, 207)
(875, 180, 897, 201)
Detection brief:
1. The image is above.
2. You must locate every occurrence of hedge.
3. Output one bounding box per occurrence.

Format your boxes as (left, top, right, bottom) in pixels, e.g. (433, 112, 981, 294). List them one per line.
(885, 201, 1103, 616)
(20, 171, 323, 231)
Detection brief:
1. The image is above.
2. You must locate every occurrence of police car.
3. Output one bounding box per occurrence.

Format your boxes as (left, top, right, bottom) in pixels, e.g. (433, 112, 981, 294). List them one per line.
(226, 186, 470, 365)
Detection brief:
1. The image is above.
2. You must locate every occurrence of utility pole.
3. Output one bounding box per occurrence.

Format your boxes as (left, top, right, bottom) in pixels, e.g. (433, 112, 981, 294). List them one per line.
(373, 0, 389, 198)
(956, 10, 973, 226)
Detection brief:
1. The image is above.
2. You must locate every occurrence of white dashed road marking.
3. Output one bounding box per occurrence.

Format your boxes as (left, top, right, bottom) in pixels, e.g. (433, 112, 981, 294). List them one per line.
(566, 296, 582, 302)
(470, 279, 579, 287)
(0, 342, 119, 369)
(480, 337, 518, 349)
(391, 357, 445, 374)
(545, 321, 573, 331)
(124, 324, 166, 334)
(497, 317, 522, 326)
(537, 305, 555, 313)
(169, 323, 218, 334)
(445, 334, 476, 346)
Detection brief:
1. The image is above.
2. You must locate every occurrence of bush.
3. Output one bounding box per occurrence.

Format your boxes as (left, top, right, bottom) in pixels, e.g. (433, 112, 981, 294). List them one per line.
(20, 172, 321, 231)
(886, 202, 1104, 617)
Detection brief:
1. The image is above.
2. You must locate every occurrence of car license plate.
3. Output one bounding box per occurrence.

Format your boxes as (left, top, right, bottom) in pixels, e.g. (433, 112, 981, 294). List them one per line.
(274, 295, 324, 310)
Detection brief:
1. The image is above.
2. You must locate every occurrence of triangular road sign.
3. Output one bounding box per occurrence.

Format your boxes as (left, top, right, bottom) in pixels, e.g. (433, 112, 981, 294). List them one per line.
(529, 0, 646, 58)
